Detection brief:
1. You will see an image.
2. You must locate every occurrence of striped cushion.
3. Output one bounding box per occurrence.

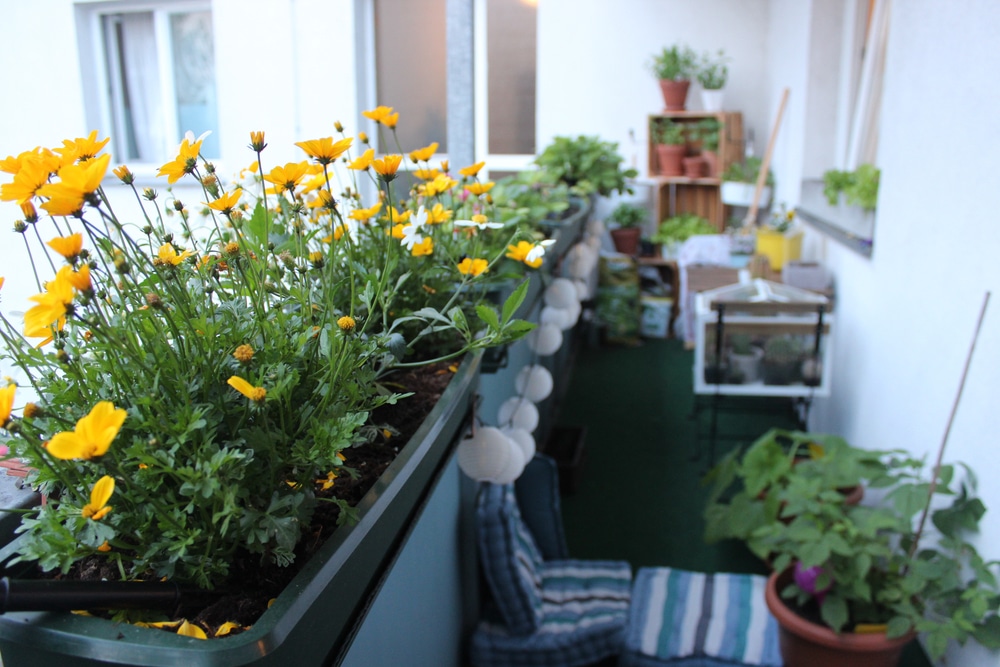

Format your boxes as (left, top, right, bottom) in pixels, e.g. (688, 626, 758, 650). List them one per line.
(621, 567, 783, 667)
(477, 483, 545, 635)
(470, 559, 631, 667)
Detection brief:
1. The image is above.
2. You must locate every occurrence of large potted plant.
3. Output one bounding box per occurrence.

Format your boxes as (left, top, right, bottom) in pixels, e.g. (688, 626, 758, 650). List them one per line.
(534, 135, 637, 199)
(606, 203, 647, 256)
(0, 110, 552, 663)
(649, 44, 698, 111)
(751, 442, 1000, 665)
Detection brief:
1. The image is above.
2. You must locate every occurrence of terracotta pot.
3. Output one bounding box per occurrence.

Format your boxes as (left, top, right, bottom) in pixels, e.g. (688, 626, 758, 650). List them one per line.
(765, 570, 914, 667)
(701, 150, 720, 178)
(682, 156, 706, 179)
(655, 144, 685, 177)
(658, 79, 691, 111)
(610, 226, 642, 256)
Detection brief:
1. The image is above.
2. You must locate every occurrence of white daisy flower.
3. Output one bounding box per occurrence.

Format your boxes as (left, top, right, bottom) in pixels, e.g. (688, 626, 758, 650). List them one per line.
(525, 239, 556, 265)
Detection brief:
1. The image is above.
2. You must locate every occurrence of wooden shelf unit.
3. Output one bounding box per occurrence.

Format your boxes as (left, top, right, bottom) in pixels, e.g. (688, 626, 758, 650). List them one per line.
(648, 111, 743, 231)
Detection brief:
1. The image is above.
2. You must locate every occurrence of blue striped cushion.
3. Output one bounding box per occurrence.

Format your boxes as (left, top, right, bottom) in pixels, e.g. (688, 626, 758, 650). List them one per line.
(477, 483, 545, 635)
(621, 567, 783, 667)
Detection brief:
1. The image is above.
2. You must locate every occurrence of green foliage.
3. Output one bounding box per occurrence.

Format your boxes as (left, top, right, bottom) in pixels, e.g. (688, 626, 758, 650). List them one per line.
(535, 135, 638, 197)
(697, 50, 730, 90)
(607, 203, 647, 229)
(823, 164, 881, 210)
(696, 119, 722, 152)
(650, 214, 715, 245)
(490, 169, 572, 229)
(651, 119, 687, 146)
(721, 156, 775, 187)
(763, 336, 803, 363)
(736, 433, 1000, 660)
(650, 44, 699, 81)
(0, 123, 548, 589)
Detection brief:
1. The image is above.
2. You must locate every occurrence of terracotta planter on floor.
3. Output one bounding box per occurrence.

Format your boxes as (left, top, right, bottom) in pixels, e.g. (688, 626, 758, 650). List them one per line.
(765, 569, 914, 667)
(658, 79, 690, 111)
(655, 144, 685, 177)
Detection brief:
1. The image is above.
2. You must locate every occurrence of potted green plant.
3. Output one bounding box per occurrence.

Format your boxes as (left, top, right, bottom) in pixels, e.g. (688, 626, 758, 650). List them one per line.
(651, 119, 687, 177)
(721, 157, 775, 207)
(752, 444, 1000, 665)
(607, 203, 647, 256)
(703, 429, 875, 548)
(649, 44, 698, 110)
(760, 336, 804, 385)
(651, 213, 716, 259)
(696, 118, 722, 177)
(727, 333, 763, 384)
(822, 163, 880, 211)
(697, 49, 730, 112)
(535, 135, 638, 199)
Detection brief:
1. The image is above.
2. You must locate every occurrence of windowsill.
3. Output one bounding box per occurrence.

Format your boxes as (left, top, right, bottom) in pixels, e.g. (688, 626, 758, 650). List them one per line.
(796, 178, 874, 259)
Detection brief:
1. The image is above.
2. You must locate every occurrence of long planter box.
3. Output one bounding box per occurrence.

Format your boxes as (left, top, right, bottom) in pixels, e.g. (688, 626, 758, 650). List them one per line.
(0, 352, 482, 667)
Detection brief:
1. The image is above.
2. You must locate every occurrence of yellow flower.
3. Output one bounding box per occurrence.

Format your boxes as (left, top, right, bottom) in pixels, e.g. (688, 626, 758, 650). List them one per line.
(157, 244, 194, 266)
(457, 257, 489, 277)
(56, 264, 91, 292)
(412, 168, 440, 181)
(372, 154, 403, 181)
(37, 154, 111, 216)
(233, 344, 254, 363)
(47, 402, 128, 460)
(385, 206, 411, 224)
(47, 233, 84, 261)
(506, 240, 543, 269)
(157, 138, 203, 184)
(0, 383, 15, 428)
(296, 136, 353, 165)
(408, 142, 439, 163)
(362, 105, 399, 128)
(24, 272, 75, 340)
(81, 475, 115, 521)
(426, 203, 452, 224)
(112, 165, 134, 184)
(205, 189, 243, 215)
(263, 162, 310, 195)
(337, 316, 356, 332)
(248, 131, 267, 153)
(347, 148, 375, 171)
(390, 224, 405, 239)
(420, 174, 458, 197)
(55, 131, 110, 165)
(465, 181, 494, 196)
(358, 132, 369, 144)
(459, 161, 486, 177)
(227, 376, 266, 403)
(411, 237, 434, 257)
(349, 202, 382, 223)
(0, 151, 56, 204)
(20, 201, 38, 222)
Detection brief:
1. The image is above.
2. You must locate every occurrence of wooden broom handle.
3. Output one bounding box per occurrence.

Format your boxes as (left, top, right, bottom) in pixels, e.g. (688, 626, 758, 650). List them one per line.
(745, 88, 790, 226)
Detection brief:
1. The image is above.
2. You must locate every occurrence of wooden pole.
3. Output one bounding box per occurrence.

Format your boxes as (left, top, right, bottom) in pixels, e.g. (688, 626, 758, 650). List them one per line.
(744, 88, 790, 227)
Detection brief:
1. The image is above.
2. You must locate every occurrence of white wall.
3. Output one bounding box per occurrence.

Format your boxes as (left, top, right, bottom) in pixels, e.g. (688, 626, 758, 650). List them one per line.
(537, 0, 770, 179)
(805, 3, 1000, 664)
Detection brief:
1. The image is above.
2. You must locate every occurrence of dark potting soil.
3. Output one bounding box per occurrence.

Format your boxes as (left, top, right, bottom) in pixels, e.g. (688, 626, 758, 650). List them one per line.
(51, 363, 456, 637)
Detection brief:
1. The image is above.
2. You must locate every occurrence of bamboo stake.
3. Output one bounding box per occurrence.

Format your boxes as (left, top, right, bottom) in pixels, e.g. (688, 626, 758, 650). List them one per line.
(744, 88, 790, 227)
(908, 291, 991, 560)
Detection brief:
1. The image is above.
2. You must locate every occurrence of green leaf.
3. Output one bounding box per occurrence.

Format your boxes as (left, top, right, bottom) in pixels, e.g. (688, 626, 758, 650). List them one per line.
(932, 495, 986, 538)
(820, 594, 848, 632)
(475, 305, 501, 332)
(972, 616, 1000, 649)
(246, 201, 270, 249)
(886, 616, 914, 639)
(501, 279, 530, 324)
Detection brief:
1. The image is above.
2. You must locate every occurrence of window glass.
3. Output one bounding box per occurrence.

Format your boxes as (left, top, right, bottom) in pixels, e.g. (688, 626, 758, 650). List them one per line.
(170, 11, 220, 157)
(486, 0, 536, 155)
(374, 0, 447, 153)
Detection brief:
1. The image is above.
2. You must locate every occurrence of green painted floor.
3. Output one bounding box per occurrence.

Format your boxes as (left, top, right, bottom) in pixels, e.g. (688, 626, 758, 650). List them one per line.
(553, 337, 932, 667)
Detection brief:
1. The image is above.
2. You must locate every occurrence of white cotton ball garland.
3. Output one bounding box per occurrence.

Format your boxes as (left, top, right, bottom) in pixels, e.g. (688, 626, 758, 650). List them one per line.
(527, 323, 563, 356)
(457, 427, 512, 481)
(502, 427, 536, 462)
(544, 278, 577, 310)
(515, 364, 554, 402)
(497, 397, 540, 432)
(490, 437, 526, 484)
(540, 306, 571, 330)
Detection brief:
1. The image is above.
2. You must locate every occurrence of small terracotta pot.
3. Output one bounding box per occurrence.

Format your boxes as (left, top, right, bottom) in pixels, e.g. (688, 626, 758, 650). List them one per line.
(701, 151, 720, 178)
(682, 156, 706, 179)
(610, 227, 642, 256)
(658, 79, 691, 111)
(655, 144, 686, 177)
(765, 569, 914, 667)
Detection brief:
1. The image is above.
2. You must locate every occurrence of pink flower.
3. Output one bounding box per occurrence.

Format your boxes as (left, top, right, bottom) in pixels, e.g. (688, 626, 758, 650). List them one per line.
(794, 561, 831, 604)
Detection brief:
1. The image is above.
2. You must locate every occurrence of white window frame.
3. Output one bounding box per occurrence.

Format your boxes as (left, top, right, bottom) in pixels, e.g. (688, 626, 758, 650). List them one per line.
(74, 0, 217, 175)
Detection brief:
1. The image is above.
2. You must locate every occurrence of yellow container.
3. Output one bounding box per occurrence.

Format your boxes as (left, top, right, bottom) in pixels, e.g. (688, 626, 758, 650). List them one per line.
(755, 228, 803, 271)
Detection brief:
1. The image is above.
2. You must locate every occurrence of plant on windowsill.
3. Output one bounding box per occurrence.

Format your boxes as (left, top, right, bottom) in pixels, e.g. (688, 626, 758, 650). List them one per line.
(606, 203, 647, 256)
(0, 107, 551, 655)
(697, 49, 730, 112)
(651, 119, 687, 178)
(650, 44, 699, 111)
(822, 163, 880, 211)
(751, 441, 1000, 664)
(534, 135, 638, 199)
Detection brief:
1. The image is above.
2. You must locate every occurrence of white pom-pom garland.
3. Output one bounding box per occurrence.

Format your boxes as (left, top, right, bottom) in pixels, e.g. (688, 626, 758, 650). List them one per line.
(544, 278, 578, 310)
(527, 323, 563, 356)
(572, 278, 590, 301)
(540, 306, 571, 330)
(497, 396, 540, 432)
(559, 299, 581, 330)
(490, 437, 526, 483)
(502, 427, 536, 462)
(515, 364, 554, 402)
(456, 427, 513, 481)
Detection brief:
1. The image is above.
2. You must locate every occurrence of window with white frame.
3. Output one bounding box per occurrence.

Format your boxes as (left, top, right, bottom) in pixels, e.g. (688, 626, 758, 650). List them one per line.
(77, 2, 220, 165)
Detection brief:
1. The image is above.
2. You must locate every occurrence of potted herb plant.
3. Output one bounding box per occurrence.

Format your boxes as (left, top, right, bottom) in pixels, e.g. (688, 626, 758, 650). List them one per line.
(606, 203, 647, 256)
(651, 213, 716, 259)
(697, 49, 730, 112)
(697, 118, 722, 177)
(721, 157, 775, 208)
(534, 135, 638, 199)
(751, 443, 1000, 665)
(649, 44, 698, 111)
(760, 336, 804, 385)
(727, 333, 763, 384)
(651, 119, 687, 177)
